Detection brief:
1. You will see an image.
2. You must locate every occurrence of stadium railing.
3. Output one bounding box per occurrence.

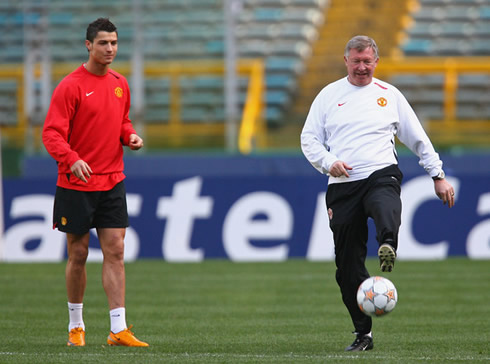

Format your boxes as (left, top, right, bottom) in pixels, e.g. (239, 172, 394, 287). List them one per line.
(0, 59, 266, 154)
(377, 56, 490, 146)
(2, 57, 489, 151)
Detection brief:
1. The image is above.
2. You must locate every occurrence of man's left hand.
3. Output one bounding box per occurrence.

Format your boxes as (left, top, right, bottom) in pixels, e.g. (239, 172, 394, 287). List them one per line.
(128, 134, 144, 150)
(434, 179, 455, 208)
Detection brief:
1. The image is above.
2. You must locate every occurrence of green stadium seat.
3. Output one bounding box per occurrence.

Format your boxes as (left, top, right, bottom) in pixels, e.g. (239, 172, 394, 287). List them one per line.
(391, 6, 490, 125)
(480, 6, 490, 19)
(456, 104, 485, 119)
(0, 0, 328, 129)
(49, 13, 73, 25)
(404, 0, 490, 56)
(0, 80, 18, 126)
(266, 74, 296, 90)
(401, 39, 432, 54)
(266, 57, 304, 73)
(459, 74, 490, 87)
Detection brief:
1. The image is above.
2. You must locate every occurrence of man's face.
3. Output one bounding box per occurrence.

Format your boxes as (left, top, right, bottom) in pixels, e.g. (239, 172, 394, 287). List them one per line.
(344, 47, 378, 86)
(86, 31, 118, 65)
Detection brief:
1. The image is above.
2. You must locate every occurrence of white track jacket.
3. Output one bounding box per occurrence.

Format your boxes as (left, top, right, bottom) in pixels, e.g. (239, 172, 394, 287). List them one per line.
(301, 77, 443, 184)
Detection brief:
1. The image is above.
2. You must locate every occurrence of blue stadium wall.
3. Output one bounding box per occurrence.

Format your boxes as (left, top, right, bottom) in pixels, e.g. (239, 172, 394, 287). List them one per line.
(2, 153, 489, 261)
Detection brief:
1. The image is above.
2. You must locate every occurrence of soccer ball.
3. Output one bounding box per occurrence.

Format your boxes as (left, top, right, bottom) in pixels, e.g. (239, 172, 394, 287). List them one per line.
(357, 276, 398, 317)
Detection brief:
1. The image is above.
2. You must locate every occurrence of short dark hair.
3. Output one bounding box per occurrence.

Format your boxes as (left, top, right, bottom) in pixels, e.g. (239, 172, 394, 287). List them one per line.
(86, 18, 117, 42)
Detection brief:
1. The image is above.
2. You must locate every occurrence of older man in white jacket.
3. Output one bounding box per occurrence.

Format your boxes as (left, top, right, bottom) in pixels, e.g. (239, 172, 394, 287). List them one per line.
(301, 35, 455, 352)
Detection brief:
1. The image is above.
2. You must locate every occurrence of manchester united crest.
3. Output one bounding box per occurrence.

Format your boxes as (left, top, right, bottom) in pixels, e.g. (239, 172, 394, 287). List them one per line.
(377, 97, 387, 107)
(115, 87, 123, 98)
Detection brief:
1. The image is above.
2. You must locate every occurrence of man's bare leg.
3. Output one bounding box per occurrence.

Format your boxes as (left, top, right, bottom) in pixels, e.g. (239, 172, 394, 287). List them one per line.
(66, 232, 90, 303)
(66, 232, 90, 346)
(97, 227, 126, 309)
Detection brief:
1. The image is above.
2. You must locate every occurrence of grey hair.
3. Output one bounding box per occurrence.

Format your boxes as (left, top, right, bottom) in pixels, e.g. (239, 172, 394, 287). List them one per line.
(344, 35, 379, 59)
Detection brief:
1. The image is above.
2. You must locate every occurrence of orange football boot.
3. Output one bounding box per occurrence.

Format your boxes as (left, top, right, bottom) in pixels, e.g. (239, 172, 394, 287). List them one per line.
(67, 327, 85, 346)
(107, 325, 149, 347)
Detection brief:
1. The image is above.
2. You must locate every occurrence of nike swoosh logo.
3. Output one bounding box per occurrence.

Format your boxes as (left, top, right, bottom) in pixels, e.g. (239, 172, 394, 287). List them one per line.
(338, 102, 346, 106)
(86, 91, 94, 96)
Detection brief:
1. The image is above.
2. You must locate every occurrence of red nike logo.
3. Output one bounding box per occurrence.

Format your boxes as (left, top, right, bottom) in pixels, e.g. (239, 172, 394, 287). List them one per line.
(338, 102, 346, 106)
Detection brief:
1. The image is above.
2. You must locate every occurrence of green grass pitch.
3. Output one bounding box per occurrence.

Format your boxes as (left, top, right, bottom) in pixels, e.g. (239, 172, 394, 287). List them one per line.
(0, 258, 488, 363)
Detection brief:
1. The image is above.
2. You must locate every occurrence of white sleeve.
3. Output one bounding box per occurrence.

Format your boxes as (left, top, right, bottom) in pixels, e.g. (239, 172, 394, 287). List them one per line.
(300, 91, 339, 175)
(395, 90, 443, 177)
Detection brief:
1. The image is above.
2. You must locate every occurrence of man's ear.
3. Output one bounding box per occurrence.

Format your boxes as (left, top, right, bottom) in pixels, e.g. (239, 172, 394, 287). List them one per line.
(85, 40, 92, 52)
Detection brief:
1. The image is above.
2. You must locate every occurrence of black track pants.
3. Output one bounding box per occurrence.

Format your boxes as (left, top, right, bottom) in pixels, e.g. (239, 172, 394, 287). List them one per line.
(326, 164, 403, 334)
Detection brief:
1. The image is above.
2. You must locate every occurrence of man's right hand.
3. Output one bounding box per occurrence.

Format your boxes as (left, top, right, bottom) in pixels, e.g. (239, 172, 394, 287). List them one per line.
(71, 160, 92, 183)
(329, 160, 353, 178)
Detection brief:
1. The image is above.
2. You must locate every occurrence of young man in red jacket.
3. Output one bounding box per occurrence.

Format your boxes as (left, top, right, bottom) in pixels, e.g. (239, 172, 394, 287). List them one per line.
(43, 18, 148, 347)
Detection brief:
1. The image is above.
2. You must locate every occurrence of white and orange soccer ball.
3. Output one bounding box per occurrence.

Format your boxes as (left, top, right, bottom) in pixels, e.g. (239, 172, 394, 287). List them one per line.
(357, 276, 398, 317)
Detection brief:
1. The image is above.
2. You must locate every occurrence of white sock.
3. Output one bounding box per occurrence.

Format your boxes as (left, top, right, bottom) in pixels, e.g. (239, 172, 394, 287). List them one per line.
(68, 302, 85, 331)
(110, 307, 127, 334)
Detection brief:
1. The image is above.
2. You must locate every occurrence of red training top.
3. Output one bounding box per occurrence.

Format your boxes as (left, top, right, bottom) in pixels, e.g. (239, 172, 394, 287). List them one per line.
(42, 64, 136, 191)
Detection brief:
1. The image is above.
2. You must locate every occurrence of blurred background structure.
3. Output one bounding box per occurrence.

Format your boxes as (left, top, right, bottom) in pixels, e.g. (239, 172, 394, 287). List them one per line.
(0, 0, 489, 176)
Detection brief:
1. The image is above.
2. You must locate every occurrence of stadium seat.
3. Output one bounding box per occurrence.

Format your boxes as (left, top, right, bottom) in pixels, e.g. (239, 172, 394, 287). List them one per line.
(266, 74, 296, 91)
(0, 80, 18, 126)
(404, 1, 490, 56)
(459, 73, 490, 87)
(49, 13, 73, 25)
(397, 0, 490, 124)
(401, 39, 432, 54)
(0, 0, 327, 129)
(480, 6, 490, 19)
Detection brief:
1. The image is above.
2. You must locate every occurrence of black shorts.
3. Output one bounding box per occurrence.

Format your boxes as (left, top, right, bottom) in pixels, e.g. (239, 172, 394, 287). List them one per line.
(53, 181, 129, 235)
